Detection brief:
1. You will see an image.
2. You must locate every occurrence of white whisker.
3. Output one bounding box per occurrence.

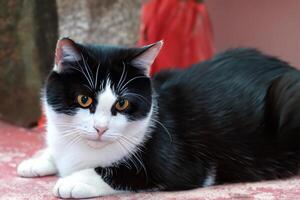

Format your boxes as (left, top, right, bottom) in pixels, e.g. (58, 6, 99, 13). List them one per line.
(65, 135, 82, 149)
(117, 62, 127, 91)
(119, 76, 148, 93)
(95, 62, 101, 88)
(81, 53, 95, 89)
(123, 92, 151, 105)
(151, 118, 172, 142)
(111, 138, 140, 172)
(118, 138, 148, 180)
(83, 84, 93, 93)
(69, 54, 94, 90)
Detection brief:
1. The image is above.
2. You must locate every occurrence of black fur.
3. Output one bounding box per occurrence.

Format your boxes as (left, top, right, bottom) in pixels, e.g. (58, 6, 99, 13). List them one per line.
(46, 42, 300, 191)
(97, 48, 300, 191)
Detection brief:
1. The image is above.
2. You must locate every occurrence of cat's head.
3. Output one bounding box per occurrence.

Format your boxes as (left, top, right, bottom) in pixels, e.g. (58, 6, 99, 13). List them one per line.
(44, 38, 162, 148)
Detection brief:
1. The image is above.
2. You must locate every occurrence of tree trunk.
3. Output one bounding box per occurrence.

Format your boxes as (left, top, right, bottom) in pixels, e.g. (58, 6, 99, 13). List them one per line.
(0, 0, 58, 127)
(56, 0, 142, 45)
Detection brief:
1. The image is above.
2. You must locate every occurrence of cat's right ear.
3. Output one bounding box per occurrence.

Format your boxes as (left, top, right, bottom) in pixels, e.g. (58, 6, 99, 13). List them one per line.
(130, 41, 163, 76)
(53, 38, 81, 73)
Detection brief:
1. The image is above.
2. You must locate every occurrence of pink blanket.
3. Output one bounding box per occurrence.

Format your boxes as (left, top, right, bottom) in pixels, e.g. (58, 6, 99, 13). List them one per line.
(1, 121, 299, 200)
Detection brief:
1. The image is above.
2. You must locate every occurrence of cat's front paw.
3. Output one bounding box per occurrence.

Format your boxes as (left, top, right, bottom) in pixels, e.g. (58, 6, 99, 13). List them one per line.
(17, 158, 57, 177)
(17, 149, 57, 178)
(53, 177, 101, 198)
(53, 169, 120, 199)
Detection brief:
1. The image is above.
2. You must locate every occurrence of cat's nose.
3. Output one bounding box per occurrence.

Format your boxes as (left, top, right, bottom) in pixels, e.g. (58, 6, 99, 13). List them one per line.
(94, 126, 108, 137)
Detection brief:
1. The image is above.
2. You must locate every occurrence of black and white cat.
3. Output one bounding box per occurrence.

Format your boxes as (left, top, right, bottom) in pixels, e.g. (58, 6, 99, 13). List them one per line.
(18, 38, 300, 198)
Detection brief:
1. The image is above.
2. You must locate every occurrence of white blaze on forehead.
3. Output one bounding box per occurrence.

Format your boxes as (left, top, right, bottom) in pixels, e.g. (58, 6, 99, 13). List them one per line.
(94, 82, 117, 126)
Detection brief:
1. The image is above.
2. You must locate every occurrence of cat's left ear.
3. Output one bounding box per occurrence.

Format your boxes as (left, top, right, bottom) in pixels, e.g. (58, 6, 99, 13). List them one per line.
(131, 41, 163, 76)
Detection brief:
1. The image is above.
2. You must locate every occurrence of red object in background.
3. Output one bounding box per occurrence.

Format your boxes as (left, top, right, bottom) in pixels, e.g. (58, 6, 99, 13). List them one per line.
(138, 0, 214, 75)
(38, 110, 46, 129)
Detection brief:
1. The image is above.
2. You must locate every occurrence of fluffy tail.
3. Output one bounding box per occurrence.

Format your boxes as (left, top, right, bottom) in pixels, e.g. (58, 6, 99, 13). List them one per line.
(266, 71, 300, 150)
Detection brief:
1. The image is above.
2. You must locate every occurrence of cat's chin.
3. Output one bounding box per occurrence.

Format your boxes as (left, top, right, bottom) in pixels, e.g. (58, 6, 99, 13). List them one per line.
(84, 138, 113, 149)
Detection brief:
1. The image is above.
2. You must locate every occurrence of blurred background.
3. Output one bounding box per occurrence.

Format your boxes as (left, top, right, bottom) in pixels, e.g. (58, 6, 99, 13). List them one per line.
(1, 0, 300, 128)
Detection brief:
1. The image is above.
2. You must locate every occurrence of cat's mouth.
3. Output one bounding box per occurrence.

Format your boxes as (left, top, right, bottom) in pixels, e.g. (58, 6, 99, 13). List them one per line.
(84, 137, 116, 149)
(82, 133, 115, 148)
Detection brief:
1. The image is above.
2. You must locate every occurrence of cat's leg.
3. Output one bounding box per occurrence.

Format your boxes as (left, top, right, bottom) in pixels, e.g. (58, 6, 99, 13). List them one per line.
(17, 148, 57, 177)
(53, 168, 122, 198)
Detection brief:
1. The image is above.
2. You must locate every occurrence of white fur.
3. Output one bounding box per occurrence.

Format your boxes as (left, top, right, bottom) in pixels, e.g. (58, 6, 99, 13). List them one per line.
(53, 64, 59, 72)
(17, 149, 57, 177)
(93, 83, 117, 130)
(53, 168, 121, 198)
(202, 166, 216, 187)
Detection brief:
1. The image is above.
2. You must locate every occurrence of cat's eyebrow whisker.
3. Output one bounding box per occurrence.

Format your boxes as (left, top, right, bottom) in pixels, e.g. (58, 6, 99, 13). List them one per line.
(95, 62, 101, 89)
(119, 76, 148, 93)
(123, 93, 151, 105)
(121, 88, 129, 95)
(69, 55, 95, 90)
(72, 64, 94, 90)
(86, 57, 94, 80)
(116, 62, 127, 91)
(119, 71, 128, 93)
(81, 53, 95, 89)
(83, 84, 94, 93)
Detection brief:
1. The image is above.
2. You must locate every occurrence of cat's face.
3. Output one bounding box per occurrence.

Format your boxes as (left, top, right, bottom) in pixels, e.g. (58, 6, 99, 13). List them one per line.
(45, 38, 162, 148)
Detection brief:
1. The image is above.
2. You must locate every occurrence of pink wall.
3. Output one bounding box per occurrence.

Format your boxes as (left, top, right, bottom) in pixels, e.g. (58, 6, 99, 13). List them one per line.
(206, 0, 300, 68)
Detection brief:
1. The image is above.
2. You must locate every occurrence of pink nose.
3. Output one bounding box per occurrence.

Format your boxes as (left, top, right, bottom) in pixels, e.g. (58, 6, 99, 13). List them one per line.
(94, 126, 108, 136)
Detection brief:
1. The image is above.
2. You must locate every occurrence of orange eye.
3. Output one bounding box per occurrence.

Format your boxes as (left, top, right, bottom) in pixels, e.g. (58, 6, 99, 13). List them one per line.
(115, 99, 129, 111)
(77, 95, 93, 108)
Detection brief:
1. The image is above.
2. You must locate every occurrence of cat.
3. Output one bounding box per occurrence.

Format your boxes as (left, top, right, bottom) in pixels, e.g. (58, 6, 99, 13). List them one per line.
(17, 38, 300, 198)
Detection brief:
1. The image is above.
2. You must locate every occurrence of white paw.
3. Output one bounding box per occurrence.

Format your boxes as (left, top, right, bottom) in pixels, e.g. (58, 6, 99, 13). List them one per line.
(53, 169, 120, 198)
(53, 178, 101, 198)
(17, 157, 57, 177)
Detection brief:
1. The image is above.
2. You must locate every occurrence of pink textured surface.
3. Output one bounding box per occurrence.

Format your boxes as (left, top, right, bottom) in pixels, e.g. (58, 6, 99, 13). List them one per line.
(1, 120, 300, 200)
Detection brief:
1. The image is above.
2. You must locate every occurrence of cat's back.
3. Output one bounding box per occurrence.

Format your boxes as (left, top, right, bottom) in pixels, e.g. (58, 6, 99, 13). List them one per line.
(154, 48, 293, 96)
(153, 48, 296, 133)
(157, 48, 291, 85)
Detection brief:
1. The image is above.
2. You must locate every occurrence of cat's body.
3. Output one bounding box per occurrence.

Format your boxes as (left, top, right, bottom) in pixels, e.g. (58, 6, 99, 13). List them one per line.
(18, 39, 300, 198)
(97, 48, 300, 191)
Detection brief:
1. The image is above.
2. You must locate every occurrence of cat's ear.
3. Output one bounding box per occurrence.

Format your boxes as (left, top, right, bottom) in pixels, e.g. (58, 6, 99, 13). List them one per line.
(53, 38, 81, 72)
(131, 41, 163, 76)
